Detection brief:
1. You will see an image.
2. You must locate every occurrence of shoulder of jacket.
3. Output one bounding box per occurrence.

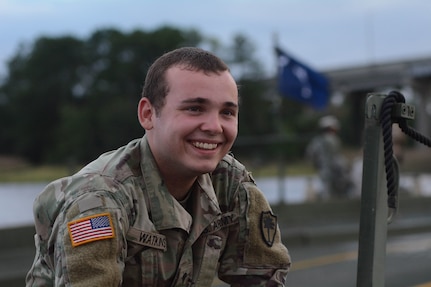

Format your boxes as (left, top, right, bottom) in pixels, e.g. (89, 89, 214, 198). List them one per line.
(212, 152, 256, 189)
(215, 153, 246, 176)
(33, 173, 135, 230)
(78, 138, 143, 183)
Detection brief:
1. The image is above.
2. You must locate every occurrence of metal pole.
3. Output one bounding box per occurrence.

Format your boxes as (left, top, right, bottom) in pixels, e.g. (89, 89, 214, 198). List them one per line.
(356, 94, 389, 287)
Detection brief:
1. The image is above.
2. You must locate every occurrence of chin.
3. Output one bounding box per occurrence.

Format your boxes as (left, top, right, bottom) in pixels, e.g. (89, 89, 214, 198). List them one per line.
(192, 163, 219, 175)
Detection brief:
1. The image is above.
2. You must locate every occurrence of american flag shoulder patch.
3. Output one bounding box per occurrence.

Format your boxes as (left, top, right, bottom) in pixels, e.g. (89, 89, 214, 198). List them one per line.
(67, 213, 115, 247)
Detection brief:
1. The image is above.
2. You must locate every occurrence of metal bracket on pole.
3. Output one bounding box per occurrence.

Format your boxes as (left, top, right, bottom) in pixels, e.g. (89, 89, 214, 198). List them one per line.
(356, 93, 389, 287)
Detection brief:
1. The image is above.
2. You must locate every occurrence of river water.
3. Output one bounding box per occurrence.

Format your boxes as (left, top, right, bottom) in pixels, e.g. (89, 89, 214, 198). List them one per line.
(0, 177, 315, 229)
(0, 182, 48, 228)
(1, 174, 430, 229)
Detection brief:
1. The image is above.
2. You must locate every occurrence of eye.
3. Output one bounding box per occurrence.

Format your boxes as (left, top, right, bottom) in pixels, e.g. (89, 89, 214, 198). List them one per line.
(221, 109, 237, 117)
(186, 106, 203, 113)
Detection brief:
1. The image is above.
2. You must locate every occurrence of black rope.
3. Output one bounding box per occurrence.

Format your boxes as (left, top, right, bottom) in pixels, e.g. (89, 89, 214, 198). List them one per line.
(380, 90, 431, 211)
(380, 92, 401, 210)
(398, 116, 431, 148)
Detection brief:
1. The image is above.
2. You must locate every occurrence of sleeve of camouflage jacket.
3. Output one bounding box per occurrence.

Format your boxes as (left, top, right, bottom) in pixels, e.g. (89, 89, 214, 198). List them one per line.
(218, 181, 291, 286)
(26, 186, 130, 287)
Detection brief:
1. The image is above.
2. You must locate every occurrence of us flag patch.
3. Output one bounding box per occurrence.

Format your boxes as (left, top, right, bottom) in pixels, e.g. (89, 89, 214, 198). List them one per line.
(67, 213, 115, 247)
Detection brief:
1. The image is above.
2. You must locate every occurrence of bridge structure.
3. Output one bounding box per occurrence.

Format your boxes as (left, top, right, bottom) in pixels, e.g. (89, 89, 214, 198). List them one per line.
(324, 55, 431, 145)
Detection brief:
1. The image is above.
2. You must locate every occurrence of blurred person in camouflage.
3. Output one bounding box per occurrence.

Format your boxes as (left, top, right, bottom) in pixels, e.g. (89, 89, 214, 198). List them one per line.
(306, 115, 354, 199)
(25, 47, 291, 287)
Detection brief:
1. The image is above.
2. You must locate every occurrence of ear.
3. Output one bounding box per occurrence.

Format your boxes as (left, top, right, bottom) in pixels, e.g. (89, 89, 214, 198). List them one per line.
(137, 97, 154, 130)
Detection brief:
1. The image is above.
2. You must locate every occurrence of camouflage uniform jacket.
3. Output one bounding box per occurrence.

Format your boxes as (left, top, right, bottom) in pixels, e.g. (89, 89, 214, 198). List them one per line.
(26, 135, 291, 287)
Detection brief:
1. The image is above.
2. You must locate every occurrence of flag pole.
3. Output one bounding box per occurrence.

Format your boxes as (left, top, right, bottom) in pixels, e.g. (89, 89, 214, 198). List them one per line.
(272, 32, 279, 76)
(272, 32, 287, 204)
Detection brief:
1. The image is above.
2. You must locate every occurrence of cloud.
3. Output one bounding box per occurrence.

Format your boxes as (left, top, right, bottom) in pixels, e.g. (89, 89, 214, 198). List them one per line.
(0, 0, 431, 76)
(0, 0, 53, 17)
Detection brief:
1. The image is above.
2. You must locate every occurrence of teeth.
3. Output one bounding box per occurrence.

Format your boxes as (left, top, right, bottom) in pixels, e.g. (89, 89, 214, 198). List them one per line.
(193, 142, 217, 150)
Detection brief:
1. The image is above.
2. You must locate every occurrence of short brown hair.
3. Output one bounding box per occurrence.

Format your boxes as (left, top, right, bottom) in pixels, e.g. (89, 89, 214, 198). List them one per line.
(141, 47, 230, 114)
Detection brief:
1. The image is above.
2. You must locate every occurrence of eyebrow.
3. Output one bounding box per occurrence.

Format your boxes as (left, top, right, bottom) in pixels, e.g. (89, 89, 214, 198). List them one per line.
(181, 97, 238, 108)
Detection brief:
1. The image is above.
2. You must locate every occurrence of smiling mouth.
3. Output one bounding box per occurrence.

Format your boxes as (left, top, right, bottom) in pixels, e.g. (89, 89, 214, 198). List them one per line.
(192, 141, 218, 150)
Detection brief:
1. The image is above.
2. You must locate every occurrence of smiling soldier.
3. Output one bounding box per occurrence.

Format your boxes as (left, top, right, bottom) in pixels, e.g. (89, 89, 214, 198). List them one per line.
(26, 47, 291, 287)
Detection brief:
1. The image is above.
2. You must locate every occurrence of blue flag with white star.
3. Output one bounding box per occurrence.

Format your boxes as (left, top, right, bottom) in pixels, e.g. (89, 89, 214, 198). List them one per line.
(275, 47, 329, 109)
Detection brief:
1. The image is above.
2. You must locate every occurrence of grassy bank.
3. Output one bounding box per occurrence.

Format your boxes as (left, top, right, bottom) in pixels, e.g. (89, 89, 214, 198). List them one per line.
(0, 156, 79, 182)
(0, 165, 73, 182)
(1, 146, 430, 183)
(0, 162, 314, 182)
(0, 154, 315, 183)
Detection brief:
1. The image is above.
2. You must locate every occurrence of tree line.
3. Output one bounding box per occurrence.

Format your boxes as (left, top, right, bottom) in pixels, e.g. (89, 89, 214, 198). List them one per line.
(0, 26, 314, 165)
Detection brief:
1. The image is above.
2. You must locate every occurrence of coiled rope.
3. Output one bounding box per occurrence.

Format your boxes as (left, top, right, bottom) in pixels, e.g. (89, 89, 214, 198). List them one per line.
(380, 91, 431, 221)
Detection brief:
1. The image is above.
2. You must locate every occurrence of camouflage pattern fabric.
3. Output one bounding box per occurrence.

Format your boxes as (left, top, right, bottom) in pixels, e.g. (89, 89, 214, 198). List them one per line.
(26, 135, 291, 286)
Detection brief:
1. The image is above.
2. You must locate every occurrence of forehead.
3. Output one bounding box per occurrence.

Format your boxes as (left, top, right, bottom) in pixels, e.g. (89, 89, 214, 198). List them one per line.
(165, 66, 238, 103)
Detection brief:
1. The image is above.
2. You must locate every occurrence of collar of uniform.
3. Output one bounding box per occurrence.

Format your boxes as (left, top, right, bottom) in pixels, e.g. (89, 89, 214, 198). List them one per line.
(139, 135, 192, 232)
(186, 175, 222, 244)
(139, 136, 222, 238)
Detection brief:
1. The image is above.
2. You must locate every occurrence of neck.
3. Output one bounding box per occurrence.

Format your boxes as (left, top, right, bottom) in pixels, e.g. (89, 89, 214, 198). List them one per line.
(164, 176, 197, 201)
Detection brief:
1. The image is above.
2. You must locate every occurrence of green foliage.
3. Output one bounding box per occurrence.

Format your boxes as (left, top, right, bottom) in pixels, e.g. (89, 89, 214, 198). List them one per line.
(0, 26, 203, 164)
(0, 26, 312, 165)
(1, 36, 86, 162)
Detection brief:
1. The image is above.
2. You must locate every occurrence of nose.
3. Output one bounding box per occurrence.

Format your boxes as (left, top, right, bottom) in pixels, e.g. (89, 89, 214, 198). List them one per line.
(200, 112, 223, 134)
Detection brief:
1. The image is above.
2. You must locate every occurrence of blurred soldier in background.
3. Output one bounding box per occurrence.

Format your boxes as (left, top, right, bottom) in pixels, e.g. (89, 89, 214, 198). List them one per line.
(306, 115, 354, 199)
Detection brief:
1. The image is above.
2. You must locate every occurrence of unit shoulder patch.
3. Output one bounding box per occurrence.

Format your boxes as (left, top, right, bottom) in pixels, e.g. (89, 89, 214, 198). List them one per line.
(67, 213, 115, 247)
(260, 211, 277, 247)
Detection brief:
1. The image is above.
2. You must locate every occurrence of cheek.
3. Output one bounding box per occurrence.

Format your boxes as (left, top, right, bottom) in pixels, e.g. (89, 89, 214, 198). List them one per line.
(225, 122, 238, 141)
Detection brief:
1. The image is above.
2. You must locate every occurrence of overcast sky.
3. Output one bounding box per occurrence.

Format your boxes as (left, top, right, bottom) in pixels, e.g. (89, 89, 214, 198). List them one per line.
(1, 0, 431, 77)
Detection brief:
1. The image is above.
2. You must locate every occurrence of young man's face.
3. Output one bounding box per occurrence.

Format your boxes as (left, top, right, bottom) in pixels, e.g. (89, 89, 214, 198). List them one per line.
(140, 66, 239, 179)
